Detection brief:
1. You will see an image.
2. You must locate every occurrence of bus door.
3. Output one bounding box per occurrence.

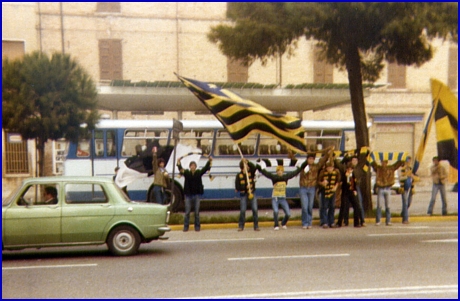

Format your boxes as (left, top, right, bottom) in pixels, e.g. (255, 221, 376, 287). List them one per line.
(92, 129, 118, 177)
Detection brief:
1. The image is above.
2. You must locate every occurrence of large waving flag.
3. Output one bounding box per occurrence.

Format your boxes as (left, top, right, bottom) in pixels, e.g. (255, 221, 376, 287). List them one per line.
(413, 79, 458, 174)
(176, 74, 307, 154)
(432, 79, 458, 170)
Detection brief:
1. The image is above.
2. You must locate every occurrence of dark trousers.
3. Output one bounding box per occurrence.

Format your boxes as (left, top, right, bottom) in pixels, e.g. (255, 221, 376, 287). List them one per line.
(337, 191, 361, 227)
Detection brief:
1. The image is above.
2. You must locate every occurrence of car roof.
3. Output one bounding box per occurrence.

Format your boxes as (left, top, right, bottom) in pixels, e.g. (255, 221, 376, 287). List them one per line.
(21, 176, 114, 184)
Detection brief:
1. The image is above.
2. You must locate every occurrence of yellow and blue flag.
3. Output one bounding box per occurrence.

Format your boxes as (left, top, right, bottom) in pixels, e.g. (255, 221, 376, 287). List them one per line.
(432, 79, 458, 170)
(176, 74, 307, 154)
(413, 79, 458, 173)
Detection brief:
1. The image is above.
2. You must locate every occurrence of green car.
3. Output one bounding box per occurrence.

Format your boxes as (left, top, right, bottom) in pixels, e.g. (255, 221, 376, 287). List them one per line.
(2, 176, 171, 256)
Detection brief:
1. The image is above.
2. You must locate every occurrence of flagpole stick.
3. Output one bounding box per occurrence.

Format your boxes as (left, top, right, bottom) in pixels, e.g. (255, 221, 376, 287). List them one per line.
(236, 145, 254, 200)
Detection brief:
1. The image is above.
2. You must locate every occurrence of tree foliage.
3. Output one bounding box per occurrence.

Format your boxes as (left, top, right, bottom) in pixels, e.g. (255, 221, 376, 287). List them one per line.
(2, 51, 99, 176)
(209, 3, 457, 80)
(208, 2, 457, 213)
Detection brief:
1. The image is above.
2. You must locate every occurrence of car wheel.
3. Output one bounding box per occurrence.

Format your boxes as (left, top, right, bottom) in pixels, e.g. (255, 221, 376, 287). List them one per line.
(107, 225, 141, 256)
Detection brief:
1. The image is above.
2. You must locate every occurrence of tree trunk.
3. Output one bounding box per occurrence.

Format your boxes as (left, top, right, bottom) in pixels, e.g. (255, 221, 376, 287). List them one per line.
(344, 45, 373, 215)
(37, 137, 46, 177)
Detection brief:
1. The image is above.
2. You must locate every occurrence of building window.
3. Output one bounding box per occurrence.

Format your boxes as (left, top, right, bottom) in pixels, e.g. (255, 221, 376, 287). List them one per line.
(2, 41, 25, 61)
(96, 2, 120, 13)
(227, 58, 248, 83)
(4, 132, 29, 174)
(99, 39, 123, 80)
(387, 62, 406, 89)
(313, 48, 333, 84)
(448, 46, 458, 90)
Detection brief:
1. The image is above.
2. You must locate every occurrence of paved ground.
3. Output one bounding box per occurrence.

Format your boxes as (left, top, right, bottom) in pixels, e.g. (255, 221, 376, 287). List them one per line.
(170, 189, 458, 230)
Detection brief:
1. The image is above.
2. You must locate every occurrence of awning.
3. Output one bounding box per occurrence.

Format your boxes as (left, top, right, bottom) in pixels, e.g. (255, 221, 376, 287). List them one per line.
(96, 85, 369, 113)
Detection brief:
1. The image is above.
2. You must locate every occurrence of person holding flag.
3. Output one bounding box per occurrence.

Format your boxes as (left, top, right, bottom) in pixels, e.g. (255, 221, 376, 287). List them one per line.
(427, 156, 448, 216)
(235, 159, 259, 231)
(398, 156, 419, 224)
(177, 156, 212, 232)
(257, 160, 308, 230)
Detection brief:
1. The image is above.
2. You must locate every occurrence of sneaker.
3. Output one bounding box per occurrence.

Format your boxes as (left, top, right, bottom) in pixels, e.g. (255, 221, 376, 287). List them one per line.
(361, 223, 367, 227)
(254, 228, 260, 231)
(307, 226, 312, 229)
(402, 221, 409, 224)
(330, 224, 337, 228)
(237, 228, 244, 231)
(183, 229, 189, 232)
(322, 224, 329, 229)
(282, 225, 287, 230)
(386, 223, 392, 226)
(274, 227, 279, 231)
(375, 222, 381, 226)
(302, 226, 307, 229)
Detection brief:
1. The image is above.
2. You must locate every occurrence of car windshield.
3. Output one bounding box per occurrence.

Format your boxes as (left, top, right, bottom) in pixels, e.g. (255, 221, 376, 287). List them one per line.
(2, 185, 22, 206)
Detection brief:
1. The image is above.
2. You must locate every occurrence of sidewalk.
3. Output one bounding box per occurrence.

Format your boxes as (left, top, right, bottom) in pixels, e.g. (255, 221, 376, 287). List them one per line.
(169, 190, 458, 230)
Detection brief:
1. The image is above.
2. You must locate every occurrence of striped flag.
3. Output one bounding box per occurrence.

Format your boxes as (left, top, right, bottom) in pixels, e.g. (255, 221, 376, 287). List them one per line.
(432, 79, 458, 170)
(370, 151, 408, 164)
(413, 79, 458, 173)
(176, 74, 307, 154)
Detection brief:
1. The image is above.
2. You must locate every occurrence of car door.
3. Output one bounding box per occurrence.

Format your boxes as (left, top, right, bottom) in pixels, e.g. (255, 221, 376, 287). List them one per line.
(61, 183, 115, 243)
(3, 183, 61, 247)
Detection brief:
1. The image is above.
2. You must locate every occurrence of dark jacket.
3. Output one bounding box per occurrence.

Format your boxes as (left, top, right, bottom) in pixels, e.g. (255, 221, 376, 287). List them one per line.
(178, 160, 211, 196)
(235, 161, 257, 196)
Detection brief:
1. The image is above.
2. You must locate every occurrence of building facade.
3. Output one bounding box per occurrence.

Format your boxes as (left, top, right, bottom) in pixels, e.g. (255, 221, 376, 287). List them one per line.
(2, 2, 457, 195)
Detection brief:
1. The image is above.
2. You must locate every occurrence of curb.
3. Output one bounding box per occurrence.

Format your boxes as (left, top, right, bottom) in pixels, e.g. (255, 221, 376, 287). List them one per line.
(168, 215, 458, 231)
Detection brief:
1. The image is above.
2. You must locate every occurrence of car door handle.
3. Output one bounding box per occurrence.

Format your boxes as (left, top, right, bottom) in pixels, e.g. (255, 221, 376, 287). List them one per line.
(100, 204, 112, 208)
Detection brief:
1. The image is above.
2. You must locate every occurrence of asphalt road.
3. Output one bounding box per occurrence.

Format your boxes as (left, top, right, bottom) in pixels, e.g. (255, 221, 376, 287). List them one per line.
(2, 220, 457, 299)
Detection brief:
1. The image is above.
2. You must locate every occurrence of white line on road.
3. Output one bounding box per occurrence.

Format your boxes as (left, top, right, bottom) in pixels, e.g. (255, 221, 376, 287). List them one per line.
(368, 231, 457, 237)
(190, 284, 458, 299)
(228, 253, 349, 261)
(422, 239, 458, 243)
(2, 263, 98, 270)
(162, 238, 264, 244)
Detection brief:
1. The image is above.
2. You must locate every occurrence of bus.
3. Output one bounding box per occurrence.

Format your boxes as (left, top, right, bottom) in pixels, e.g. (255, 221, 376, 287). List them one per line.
(59, 119, 364, 211)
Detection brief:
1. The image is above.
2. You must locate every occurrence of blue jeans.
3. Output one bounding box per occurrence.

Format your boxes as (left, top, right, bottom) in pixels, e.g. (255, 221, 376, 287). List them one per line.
(320, 193, 336, 226)
(427, 183, 447, 215)
(239, 194, 259, 229)
(376, 187, 391, 224)
(153, 185, 166, 205)
(401, 189, 413, 222)
(300, 187, 315, 227)
(184, 195, 201, 231)
(272, 197, 290, 227)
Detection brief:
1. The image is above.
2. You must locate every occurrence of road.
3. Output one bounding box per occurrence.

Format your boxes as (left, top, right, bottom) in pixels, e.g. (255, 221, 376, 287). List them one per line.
(2, 220, 457, 298)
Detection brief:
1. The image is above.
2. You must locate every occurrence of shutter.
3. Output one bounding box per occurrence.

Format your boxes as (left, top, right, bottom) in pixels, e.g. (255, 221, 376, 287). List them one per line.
(227, 58, 248, 82)
(99, 39, 122, 80)
(448, 47, 458, 90)
(387, 63, 406, 89)
(96, 2, 120, 13)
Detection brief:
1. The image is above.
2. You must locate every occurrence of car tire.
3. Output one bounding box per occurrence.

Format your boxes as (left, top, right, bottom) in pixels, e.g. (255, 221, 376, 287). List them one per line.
(107, 225, 141, 256)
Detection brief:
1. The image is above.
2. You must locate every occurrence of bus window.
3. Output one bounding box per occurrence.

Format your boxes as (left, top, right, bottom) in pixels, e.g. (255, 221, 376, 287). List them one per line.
(179, 130, 213, 155)
(122, 129, 169, 157)
(94, 130, 104, 157)
(305, 130, 341, 151)
(107, 130, 116, 157)
(215, 130, 256, 156)
(259, 134, 288, 155)
(77, 139, 90, 157)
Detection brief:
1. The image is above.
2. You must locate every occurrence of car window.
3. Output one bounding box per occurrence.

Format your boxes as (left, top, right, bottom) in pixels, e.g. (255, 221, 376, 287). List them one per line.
(17, 184, 59, 206)
(65, 183, 108, 204)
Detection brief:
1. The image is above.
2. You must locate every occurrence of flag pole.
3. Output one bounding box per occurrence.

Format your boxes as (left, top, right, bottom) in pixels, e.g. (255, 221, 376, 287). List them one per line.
(236, 144, 254, 200)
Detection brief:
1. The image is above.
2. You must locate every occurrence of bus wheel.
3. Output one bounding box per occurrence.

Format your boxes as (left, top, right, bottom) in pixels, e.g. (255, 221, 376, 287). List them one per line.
(148, 184, 183, 213)
(167, 185, 184, 213)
